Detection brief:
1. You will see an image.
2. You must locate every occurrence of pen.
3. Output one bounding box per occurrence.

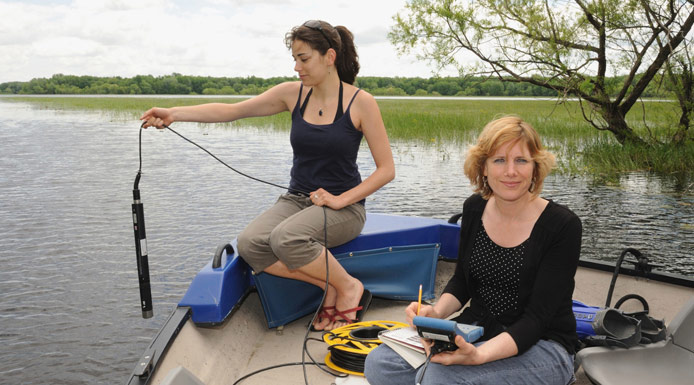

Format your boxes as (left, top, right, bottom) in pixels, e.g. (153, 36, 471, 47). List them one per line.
(417, 284, 422, 315)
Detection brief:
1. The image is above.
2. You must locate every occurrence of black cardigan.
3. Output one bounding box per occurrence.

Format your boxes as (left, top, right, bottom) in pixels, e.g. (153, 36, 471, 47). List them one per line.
(444, 194, 582, 355)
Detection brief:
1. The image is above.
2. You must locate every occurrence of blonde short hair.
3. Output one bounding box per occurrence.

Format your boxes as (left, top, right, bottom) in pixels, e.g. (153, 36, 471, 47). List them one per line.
(463, 116, 555, 199)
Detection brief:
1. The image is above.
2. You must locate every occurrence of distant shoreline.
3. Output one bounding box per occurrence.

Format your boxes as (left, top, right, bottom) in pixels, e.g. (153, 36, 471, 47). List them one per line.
(0, 94, 675, 102)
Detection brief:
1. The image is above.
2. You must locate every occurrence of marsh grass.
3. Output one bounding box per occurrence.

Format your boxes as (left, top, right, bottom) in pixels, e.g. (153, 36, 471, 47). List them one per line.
(4, 96, 292, 130)
(582, 138, 694, 174)
(4, 95, 692, 175)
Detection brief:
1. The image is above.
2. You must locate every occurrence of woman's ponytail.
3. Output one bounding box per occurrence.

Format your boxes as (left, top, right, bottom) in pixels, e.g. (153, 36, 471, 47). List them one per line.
(334, 26, 360, 85)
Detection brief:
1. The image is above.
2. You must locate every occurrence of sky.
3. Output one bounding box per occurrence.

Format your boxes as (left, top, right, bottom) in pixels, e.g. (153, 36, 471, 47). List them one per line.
(0, 0, 459, 84)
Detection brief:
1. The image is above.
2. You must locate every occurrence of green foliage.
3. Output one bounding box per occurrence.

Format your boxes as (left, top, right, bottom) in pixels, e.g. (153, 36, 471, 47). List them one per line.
(0, 73, 298, 96)
(0, 73, 566, 97)
(389, 0, 694, 146)
(0, 73, 679, 99)
(581, 139, 694, 174)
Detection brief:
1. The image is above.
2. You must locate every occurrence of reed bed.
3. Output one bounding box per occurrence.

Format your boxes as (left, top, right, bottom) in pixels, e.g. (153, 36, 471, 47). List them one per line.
(4, 95, 691, 175)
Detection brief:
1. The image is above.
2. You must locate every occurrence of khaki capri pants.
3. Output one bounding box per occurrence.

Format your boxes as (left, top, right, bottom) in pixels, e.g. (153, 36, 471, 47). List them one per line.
(237, 193, 366, 272)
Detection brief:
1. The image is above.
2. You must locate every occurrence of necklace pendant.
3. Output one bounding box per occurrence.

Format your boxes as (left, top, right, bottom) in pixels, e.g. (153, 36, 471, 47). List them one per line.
(319, 109, 323, 116)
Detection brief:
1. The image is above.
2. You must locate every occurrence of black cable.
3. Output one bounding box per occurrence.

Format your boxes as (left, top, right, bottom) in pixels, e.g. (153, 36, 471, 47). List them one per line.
(144, 124, 337, 384)
(138, 122, 144, 174)
(320, 325, 388, 376)
(163, 124, 305, 194)
(301, 207, 338, 383)
(232, 361, 332, 385)
(605, 248, 643, 308)
(328, 346, 368, 373)
(416, 349, 436, 385)
(134, 122, 145, 191)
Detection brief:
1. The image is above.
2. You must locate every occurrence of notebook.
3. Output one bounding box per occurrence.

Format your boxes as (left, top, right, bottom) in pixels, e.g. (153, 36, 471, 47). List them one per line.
(378, 327, 426, 368)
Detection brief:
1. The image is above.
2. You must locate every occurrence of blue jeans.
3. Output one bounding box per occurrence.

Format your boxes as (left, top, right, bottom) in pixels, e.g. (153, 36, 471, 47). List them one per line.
(364, 339, 575, 385)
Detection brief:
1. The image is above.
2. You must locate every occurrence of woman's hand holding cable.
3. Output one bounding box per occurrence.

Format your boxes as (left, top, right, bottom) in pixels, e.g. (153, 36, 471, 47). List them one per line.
(421, 335, 486, 366)
(310, 188, 343, 210)
(140, 107, 174, 129)
(404, 302, 484, 365)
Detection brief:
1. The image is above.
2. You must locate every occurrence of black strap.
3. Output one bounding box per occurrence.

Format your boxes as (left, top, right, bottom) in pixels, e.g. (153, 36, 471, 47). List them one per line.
(333, 81, 344, 122)
(630, 312, 667, 343)
(299, 84, 310, 117)
(299, 82, 346, 123)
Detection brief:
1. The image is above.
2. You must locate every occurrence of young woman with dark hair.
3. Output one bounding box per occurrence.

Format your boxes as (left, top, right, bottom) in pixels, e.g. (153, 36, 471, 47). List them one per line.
(141, 20, 394, 331)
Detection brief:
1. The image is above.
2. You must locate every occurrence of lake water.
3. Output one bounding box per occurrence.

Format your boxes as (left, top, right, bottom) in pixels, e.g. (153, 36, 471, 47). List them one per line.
(0, 99, 692, 384)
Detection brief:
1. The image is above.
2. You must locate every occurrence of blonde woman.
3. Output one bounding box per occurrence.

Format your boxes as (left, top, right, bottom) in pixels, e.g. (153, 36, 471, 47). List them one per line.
(365, 116, 581, 385)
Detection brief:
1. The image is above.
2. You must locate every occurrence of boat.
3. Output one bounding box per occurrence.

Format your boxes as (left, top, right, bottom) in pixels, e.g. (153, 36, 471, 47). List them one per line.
(126, 212, 694, 385)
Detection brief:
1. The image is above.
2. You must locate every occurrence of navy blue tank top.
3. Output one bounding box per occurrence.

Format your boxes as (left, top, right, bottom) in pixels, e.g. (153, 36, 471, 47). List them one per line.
(289, 84, 363, 200)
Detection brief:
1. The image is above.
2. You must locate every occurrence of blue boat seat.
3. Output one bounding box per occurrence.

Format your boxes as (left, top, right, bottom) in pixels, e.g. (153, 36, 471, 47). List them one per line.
(253, 243, 441, 328)
(252, 213, 460, 328)
(576, 296, 694, 385)
(178, 213, 460, 327)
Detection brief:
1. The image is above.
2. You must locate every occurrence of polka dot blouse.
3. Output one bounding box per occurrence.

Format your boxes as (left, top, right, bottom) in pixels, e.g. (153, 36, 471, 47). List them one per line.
(470, 220, 528, 317)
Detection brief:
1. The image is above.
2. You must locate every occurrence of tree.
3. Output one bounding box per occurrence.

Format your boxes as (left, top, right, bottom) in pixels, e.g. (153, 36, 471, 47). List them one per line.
(662, 35, 693, 144)
(390, 0, 694, 145)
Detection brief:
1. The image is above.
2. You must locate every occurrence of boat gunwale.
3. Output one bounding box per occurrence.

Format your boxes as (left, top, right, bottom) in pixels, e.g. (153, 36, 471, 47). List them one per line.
(577, 258, 694, 288)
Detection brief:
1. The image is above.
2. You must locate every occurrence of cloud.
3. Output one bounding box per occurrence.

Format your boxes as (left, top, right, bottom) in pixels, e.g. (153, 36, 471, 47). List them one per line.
(0, 0, 456, 83)
(355, 26, 391, 46)
(32, 37, 103, 58)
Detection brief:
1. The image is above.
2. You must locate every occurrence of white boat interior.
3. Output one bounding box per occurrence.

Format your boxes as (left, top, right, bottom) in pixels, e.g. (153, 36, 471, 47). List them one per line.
(137, 261, 693, 385)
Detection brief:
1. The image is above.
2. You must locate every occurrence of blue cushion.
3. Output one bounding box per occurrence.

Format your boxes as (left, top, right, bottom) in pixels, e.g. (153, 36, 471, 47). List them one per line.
(253, 243, 441, 328)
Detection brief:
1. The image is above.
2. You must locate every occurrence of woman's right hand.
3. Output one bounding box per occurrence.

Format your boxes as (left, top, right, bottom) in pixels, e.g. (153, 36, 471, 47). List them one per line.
(405, 301, 440, 326)
(140, 107, 174, 129)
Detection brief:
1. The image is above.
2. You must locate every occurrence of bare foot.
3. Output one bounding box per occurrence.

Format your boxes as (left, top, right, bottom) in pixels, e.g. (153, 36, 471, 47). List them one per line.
(312, 284, 337, 331)
(328, 278, 364, 330)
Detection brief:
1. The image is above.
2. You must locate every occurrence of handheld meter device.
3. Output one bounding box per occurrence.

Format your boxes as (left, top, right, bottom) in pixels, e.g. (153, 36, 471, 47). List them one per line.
(413, 316, 484, 352)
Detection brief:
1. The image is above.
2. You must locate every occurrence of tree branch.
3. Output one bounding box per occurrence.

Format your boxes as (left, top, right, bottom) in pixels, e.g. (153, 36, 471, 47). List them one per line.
(622, 4, 694, 112)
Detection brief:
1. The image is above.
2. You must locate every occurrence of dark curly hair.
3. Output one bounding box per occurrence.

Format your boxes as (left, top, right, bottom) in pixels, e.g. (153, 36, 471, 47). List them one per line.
(285, 20, 360, 85)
